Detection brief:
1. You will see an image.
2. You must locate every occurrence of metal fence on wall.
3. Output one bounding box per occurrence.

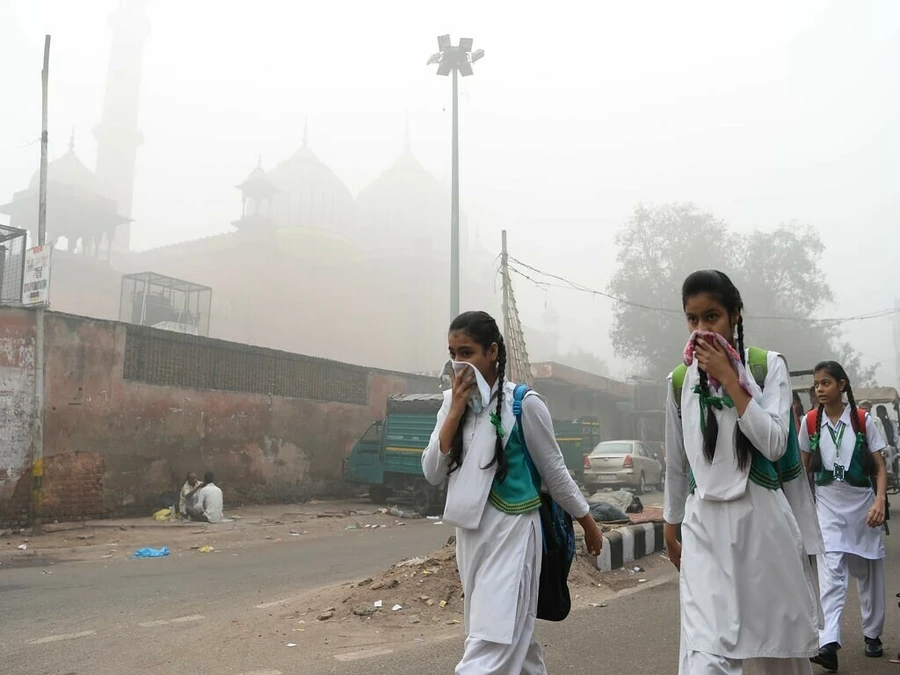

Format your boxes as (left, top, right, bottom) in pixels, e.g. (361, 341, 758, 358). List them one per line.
(0, 225, 27, 307)
(123, 325, 371, 404)
(119, 271, 212, 337)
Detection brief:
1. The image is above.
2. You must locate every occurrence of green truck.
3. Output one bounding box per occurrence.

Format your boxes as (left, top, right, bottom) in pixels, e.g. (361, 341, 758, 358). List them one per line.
(343, 394, 601, 514)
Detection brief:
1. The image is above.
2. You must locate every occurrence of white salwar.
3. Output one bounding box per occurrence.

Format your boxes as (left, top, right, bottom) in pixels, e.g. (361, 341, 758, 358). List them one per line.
(423, 382, 589, 675)
(798, 406, 887, 647)
(665, 351, 820, 675)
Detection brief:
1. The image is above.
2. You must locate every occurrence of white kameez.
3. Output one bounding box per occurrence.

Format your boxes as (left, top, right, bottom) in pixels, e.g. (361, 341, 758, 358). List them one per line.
(422, 382, 589, 674)
(665, 351, 819, 670)
(798, 406, 887, 646)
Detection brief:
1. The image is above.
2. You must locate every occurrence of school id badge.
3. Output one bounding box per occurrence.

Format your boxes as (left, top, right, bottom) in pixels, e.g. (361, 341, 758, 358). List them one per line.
(833, 464, 846, 482)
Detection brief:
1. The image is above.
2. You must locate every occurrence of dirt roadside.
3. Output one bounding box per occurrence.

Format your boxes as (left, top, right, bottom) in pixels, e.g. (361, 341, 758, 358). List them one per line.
(0, 499, 416, 565)
(246, 542, 673, 665)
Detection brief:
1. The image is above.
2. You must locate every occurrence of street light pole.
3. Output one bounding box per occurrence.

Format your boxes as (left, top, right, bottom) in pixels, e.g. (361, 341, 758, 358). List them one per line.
(428, 35, 484, 322)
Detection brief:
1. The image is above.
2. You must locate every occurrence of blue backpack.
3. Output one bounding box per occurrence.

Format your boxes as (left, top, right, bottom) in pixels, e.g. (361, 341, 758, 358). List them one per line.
(515, 384, 576, 622)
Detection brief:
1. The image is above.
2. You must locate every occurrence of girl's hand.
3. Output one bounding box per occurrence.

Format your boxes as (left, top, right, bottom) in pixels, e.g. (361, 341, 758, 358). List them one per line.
(867, 497, 886, 528)
(664, 522, 682, 571)
(449, 366, 476, 416)
(694, 339, 737, 386)
(580, 517, 604, 556)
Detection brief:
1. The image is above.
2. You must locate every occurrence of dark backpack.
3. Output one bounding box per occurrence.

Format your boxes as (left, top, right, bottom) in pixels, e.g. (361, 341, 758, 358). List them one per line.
(515, 384, 576, 622)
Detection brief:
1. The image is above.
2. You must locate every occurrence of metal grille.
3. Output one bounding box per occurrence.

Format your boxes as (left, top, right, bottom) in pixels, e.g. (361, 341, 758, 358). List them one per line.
(120, 271, 212, 337)
(0, 225, 27, 307)
(123, 325, 370, 404)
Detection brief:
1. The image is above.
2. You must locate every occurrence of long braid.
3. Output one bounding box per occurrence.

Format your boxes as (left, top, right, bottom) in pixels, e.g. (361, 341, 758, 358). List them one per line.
(845, 383, 876, 476)
(733, 317, 752, 470)
(809, 403, 825, 473)
(483, 338, 509, 482)
(699, 366, 719, 464)
(447, 407, 468, 475)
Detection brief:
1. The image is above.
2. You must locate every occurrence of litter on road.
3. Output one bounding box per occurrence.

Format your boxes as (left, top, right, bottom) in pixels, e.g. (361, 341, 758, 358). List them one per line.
(134, 546, 170, 558)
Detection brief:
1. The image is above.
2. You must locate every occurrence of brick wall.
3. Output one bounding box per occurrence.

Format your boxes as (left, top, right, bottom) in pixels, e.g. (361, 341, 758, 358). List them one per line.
(0, 308, 436, 524)
(0, 311, 34, 526)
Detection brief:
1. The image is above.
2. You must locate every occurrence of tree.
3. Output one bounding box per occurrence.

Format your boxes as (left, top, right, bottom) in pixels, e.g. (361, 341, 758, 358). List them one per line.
(608, 203, 877, 385)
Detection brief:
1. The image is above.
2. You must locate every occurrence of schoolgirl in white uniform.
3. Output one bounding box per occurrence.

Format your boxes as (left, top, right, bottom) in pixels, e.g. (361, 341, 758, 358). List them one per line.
(665, 270, 820, 675)
(422, 311, 604, 674)
(798, 360, 888, 671)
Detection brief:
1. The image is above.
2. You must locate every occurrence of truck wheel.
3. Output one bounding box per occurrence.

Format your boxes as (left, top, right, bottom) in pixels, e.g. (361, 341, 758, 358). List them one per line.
(413, 487, 434, 516)
(369, 485, 391, 504)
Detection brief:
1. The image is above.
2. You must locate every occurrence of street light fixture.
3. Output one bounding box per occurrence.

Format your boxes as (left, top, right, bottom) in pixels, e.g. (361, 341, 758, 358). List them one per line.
(427, 34, 484, 321)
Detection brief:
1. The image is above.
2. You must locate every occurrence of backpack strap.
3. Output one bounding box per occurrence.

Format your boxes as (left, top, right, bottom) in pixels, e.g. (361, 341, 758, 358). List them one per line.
(856, 409, 868, 438)
(672, 364, 688, 417)
(746, 347, 768, 389)
(806, 410, 818, 436)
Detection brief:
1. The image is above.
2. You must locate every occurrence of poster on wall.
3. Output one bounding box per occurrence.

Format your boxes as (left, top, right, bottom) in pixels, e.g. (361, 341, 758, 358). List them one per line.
(21, 245, 52, 307)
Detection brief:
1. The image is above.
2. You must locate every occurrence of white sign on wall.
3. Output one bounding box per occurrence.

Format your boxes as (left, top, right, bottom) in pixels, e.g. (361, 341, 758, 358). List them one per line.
(21, 245, 52, 307)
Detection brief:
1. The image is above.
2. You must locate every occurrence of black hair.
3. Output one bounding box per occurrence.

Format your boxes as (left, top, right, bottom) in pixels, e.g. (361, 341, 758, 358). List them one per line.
(876, 404, 896, 446)
(808, 361, 876, 476)
(446, 311, 509, 482)
(204, 471, 215, 484)
(681, 270, 753, 470)
(793, 391, 803, 409)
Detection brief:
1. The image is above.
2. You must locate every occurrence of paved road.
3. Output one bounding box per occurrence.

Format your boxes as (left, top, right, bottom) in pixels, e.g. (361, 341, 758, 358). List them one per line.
(4, 487, 897, 675)
(0, 522, 455, 675)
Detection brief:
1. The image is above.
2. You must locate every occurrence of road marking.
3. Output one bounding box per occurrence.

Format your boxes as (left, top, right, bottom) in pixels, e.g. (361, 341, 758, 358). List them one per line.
(139, 615, 205, 627)
(253, 594, 305, 609)
(26, 630, 96, 645)
(334, 647, 394, 662)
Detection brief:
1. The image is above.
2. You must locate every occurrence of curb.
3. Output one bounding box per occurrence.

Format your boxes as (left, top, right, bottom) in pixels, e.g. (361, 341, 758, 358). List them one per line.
(591, 522, 666, 572)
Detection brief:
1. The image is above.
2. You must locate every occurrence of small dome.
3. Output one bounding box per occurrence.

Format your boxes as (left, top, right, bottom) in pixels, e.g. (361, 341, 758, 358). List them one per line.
(29, 147, 106, 198)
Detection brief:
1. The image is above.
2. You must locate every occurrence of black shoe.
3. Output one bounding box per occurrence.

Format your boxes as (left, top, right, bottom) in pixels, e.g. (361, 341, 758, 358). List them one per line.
(865, 636, 884, 658)
(811, 642, 839, 672)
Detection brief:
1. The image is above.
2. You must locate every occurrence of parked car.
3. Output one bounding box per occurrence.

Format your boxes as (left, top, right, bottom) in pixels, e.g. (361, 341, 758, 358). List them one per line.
(583, 440, 664, 495)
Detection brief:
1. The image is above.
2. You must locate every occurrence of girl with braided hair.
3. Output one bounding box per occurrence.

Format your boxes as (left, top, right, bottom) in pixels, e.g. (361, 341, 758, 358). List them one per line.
(664, 270, 820, 675)
(422, 311, 603, 674)
(798, 361, 888, 670)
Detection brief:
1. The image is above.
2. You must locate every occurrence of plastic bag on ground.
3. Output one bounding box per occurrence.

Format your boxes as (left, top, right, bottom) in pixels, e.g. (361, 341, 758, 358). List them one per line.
(152, 508, 171, 521)
(134, 546, 170, 558)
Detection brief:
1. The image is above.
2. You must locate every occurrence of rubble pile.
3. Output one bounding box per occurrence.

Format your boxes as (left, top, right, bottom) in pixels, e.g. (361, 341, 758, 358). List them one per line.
(298, 537, 608, 629)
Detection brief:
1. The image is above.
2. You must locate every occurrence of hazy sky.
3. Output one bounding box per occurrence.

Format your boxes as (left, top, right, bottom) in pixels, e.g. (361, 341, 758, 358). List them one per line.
(2, 1, 899, 383)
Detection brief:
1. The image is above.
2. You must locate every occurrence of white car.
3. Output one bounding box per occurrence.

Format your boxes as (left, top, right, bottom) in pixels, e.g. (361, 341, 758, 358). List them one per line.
(583, 440, 664, 495)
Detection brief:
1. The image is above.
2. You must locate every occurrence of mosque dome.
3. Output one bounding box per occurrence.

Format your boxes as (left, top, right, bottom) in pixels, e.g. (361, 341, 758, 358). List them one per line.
(265, 142, 355, 235)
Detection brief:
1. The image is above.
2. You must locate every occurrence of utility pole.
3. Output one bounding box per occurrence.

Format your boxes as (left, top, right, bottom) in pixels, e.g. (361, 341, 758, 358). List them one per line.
(32, 35, 51, 535)
(450, 66, 459, 320)
(500, 230, 533, 387)
(427, 35, 484, 321)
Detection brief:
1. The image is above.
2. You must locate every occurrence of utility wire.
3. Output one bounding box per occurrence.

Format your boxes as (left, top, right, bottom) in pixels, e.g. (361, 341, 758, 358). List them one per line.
(507, 257, 900, 328)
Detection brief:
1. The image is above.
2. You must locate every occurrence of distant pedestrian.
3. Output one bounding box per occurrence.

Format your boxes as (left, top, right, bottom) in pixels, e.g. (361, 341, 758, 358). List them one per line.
(178, 472, 203, 517)
(422, 311, 603, 675)
(665, 270, 821, 675)
(800, 363, 888, 670)
(187, 472, 224, 523)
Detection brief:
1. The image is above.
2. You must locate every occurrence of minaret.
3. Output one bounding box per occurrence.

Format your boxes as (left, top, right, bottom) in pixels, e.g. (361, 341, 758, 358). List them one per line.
(93, 0, 150, 257)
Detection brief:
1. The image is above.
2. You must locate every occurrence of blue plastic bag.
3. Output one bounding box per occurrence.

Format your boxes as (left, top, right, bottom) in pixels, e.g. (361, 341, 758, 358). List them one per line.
(134, 546, 170, 558)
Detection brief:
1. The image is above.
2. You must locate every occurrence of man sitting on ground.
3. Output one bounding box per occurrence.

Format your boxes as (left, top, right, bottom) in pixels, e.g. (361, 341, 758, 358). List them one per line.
(187, 472, 224, 523)
(179, 472, 204, 517)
